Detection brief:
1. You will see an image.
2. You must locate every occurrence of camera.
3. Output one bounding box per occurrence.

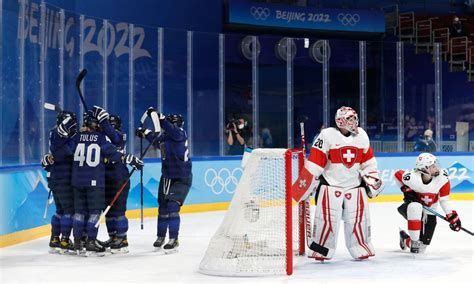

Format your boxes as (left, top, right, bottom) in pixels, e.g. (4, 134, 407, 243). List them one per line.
(226, 119, 240, 131)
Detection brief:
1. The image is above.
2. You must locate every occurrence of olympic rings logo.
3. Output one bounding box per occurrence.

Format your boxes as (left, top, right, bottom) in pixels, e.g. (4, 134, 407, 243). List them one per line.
(204, 167, 243, 195)
(250, 6, 271, 20)
(337, 13, 360, 26)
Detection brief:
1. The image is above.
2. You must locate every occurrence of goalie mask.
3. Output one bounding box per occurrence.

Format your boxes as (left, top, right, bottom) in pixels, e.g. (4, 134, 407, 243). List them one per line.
(415, 153, 440, 177)
(166, 114, 184, 128)
(335, 106, 359, 135)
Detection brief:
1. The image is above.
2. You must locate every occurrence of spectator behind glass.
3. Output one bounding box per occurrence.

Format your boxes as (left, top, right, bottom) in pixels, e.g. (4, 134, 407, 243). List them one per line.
(450, 16, 470, 37)
(225, 117, 251, 155)
(414, 129, 437, 152)
(405, 115, 418, 141)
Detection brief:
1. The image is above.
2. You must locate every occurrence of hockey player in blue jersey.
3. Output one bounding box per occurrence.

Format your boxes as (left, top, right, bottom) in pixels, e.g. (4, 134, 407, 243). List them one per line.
(136, 109, 192, 253)
(71, 110, 143, 256)
(89, 106, 131, 253)
(41, 111, 78, 253)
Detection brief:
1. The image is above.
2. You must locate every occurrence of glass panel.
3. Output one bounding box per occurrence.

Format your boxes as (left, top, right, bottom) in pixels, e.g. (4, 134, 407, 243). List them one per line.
(294, 37, 324, 149)
(366, 40, 399, 152)
(404, 42, 436, 152)
(2, 0, 21, 165)
(224, 33, 253, 155)
(258, 35, 288, 149)
(192, 31, 220, 156)
(328, 39, 360, 124)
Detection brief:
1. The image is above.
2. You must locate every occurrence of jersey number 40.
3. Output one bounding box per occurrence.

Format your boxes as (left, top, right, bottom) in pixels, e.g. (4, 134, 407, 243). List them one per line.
(74, 143, 101, 167)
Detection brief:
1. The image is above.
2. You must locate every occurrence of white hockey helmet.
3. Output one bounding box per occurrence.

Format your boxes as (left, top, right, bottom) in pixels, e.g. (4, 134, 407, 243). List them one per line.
(335, 106, 359, 134)
(415, 153, 440, 177)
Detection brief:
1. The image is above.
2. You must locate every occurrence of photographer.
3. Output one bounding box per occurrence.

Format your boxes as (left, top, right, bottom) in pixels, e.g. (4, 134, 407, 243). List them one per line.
(226, 117, 250, 155)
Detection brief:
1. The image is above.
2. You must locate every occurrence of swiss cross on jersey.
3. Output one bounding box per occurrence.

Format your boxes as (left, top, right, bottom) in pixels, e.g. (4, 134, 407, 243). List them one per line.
(339, 146, 358, 168)
(417, 193, 438, 206)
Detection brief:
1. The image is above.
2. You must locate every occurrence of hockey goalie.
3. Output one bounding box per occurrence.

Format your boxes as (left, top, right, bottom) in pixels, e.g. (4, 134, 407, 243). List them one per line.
(292, 106, 384, 261)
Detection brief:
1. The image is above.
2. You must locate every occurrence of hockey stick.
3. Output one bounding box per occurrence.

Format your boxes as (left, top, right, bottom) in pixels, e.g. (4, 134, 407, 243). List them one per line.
(44, 102, 63, 113)
(297, 115, 313, 250)
(95, 136, 158, 228)
(139, 112, 147, 230)
(422, 205, 473, 236)
(43, 190, 52, 219)
(75, 69, 88, 111)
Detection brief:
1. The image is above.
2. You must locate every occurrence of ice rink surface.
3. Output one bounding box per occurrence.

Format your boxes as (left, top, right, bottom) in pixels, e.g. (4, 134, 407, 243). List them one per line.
(1, 201, 473, 284)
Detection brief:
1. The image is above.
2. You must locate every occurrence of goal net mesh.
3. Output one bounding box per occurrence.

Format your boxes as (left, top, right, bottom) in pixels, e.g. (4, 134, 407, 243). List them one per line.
(199, 149, 303, 276)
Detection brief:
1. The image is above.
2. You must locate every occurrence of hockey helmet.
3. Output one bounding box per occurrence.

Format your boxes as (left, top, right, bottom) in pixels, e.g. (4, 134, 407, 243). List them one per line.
(109, 114, 122, 130)
(166, 114, 184, 127)
(415, 153, 440, 177)
(335, 106, 359, 134)
(56, 111, 76, 127)
(83, 110, 99, 130)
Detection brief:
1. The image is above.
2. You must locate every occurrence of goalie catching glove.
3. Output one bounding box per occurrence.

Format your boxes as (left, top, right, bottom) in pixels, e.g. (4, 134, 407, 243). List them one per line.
(360, 169, 384, 198)
(91, 105, 109, 123)
(291, 167, 320, 202)
(123, 154, 144, 170)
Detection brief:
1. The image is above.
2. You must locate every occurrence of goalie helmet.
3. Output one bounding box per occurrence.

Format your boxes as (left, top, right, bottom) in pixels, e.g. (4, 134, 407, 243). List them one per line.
(166, 114, 184, 128)
(335, 106, 359, 134)
(109, 114, 122, 131)
(415, 153, 440, 177)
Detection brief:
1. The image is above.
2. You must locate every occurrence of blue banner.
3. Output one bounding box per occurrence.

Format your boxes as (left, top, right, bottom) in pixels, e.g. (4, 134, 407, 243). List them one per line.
(227, 0, 385, 33)
(1, 154, 472, 236)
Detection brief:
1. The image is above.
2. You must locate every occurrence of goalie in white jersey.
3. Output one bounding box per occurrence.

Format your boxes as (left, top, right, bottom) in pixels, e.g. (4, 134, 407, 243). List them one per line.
(394, 153, 462, 254)
(292, 106, 384, 261)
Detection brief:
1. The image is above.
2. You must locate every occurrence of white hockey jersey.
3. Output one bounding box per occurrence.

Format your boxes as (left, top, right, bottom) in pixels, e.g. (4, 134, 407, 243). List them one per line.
(306, 127, 378, 189)
(394, 169, 453, 214)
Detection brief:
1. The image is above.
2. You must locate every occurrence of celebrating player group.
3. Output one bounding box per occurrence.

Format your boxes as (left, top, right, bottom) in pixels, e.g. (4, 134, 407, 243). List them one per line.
(292, 106, 467, 260)
(41, 102, 191, 257)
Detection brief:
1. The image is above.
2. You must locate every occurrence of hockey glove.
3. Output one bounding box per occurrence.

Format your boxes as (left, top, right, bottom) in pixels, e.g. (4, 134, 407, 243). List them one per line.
(146, 107, 165, 120)
(446, 211, 461, 232)
(91, 105, 109, 123)
(361, 169, 384, 198)
(135, 127, 152, 138)
(57, 116, 77, 138)
(124, 154, 144, 170)
(41, 153, 54, 170)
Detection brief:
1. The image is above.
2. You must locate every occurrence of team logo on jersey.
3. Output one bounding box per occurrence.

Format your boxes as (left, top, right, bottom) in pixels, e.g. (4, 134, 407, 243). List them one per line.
(335, 191, 342, 198)
(345, 193, 352, 200)
(339, 146, 358, 168)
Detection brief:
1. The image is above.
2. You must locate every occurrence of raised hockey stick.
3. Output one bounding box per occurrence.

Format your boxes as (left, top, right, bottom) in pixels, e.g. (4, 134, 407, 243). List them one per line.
(298, 115, 313, 251)
(422, 205, 473, 236)
(44, 102, 63, 113)
(95, 136, 158, 228)
(75, 69, 88, 111)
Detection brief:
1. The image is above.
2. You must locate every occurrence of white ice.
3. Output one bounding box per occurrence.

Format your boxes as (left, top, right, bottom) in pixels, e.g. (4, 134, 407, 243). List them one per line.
(1, 201, 473, 284)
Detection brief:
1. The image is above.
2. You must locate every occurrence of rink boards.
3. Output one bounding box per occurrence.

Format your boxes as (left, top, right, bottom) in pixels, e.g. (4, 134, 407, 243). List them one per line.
(0, 152, 473, 247)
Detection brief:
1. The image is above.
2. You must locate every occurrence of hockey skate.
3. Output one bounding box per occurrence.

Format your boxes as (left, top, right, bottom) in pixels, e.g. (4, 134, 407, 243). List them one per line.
(73, 238, 86, 256)
(399, 229, 411, 250)
(97, 236, 116, 252)
(410, 240, 422, 254)
(59, 237, 75, 255)
(48, 236, 61, 254)
(153, 236, 166, 251)
(163, 238, 179, 254)
(84, 239, 106, 257)
(110, 237, 129, 254)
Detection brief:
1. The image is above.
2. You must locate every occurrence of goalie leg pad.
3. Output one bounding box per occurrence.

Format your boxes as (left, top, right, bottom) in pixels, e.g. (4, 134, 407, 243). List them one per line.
(407, 202, 423, 241)
(343, 187, 375, 259)
(310, 185, 344, 259)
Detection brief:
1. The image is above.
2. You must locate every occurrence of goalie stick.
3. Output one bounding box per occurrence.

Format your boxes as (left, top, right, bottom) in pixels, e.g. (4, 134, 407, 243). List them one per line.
(422, 205, 473, 236)
(297, 115, 313, 251)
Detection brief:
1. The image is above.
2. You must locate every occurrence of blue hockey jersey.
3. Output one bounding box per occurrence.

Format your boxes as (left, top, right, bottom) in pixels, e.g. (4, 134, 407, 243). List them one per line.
(100, 120, 129, 181)
(49, 129, 76, 184)
(71, 130, 123, 188)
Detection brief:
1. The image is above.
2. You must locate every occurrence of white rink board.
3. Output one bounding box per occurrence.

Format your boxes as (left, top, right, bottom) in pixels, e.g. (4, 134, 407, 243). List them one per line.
(0, 201, 473, 284)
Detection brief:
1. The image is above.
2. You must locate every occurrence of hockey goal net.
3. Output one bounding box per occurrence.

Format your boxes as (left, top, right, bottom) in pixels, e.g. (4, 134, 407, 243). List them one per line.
(199, 148, 305, 276)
